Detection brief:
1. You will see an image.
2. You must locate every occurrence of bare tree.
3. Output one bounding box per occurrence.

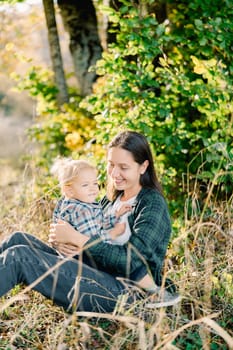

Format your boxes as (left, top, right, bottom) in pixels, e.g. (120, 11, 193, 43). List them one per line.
(42, 0, 69, 105)
(57, 0, 102, 96)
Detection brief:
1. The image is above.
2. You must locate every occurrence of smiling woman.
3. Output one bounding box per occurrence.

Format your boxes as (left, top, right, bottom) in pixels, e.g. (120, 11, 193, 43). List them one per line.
(0, 130, 179, 313)
(106, 147, 148, 200)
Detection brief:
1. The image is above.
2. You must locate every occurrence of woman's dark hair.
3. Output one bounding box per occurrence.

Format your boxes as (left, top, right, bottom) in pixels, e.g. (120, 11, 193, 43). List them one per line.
(107, 130, 163, 200)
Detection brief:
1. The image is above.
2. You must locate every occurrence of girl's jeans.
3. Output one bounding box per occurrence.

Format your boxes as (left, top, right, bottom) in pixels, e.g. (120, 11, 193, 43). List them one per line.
(0, 232, 127, 312)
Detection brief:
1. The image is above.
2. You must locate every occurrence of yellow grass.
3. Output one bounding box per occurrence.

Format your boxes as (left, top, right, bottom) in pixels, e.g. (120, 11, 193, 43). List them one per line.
(0, 161, 232, 349)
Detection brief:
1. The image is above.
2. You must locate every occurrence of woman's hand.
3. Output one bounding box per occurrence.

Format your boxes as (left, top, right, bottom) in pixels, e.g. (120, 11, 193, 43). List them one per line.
(49, 219, 89, 248)
(53, 242, 80, 257)
(49, 220, 74, 245)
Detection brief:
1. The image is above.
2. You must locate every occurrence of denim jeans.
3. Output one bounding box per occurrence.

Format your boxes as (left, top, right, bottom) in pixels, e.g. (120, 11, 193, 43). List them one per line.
(0, 232, 127, 312)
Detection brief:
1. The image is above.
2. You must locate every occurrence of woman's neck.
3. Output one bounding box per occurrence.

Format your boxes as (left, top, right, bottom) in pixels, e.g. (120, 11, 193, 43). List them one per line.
(121, 187, 141, 201)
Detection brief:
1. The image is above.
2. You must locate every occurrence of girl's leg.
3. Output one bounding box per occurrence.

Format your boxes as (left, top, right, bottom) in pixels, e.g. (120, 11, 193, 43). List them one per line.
(0, 231, 57, 255)
(0, 245, 125, 313)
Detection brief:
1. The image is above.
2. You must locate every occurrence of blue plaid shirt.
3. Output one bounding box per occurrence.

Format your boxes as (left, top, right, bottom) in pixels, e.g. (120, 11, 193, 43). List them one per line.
(53, 197, 117, 238)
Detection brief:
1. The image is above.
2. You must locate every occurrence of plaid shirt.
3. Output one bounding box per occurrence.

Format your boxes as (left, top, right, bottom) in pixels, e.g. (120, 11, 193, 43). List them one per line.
(53, 197, 117, 238)
(84, 188, 172, 285)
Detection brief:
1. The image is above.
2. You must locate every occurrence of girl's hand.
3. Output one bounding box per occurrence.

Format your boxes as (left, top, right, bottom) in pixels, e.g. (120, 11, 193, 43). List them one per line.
(115, 204, 132, 218)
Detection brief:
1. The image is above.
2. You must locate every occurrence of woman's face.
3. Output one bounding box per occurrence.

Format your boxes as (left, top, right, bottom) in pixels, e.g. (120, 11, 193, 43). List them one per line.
(107, 147, 148, 198)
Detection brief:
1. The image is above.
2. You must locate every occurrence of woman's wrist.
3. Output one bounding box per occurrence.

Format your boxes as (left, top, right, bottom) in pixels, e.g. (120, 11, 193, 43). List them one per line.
(75, 232, 89, 248)
(51, 220, 90, 248)
(65, 227, 89, 248)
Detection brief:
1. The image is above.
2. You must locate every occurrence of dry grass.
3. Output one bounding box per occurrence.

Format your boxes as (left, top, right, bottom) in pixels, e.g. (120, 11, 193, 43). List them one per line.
(0, 161, 232, 349)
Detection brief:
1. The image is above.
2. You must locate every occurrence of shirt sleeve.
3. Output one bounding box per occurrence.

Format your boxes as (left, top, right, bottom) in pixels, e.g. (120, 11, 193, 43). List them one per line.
(59, 203, 102, 237)
(99, 202, 118, 242)
(111, 216, 131, 245)
(84, 190, 171, 281)
(102, 213, 118, 230)
(53, 198, 63, 223)
(101, 203, 118, 231)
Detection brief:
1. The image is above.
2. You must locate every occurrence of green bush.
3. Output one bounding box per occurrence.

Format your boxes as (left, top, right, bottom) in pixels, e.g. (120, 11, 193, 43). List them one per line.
(82, 0, 233, 215)
(12, 0, 233, 216)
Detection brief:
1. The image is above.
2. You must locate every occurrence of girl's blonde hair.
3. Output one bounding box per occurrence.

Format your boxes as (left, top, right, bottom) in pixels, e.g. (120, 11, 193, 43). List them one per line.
(51, 157, 96, 186)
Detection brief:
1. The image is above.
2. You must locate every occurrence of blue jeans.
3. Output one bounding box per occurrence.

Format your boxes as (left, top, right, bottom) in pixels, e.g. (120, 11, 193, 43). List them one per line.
(0, 232, 127, 312)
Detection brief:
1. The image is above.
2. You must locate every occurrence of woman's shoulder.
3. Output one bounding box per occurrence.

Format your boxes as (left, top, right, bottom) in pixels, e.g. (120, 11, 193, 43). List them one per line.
(136, 188, 167, 208)
(137, 187, 163, 200)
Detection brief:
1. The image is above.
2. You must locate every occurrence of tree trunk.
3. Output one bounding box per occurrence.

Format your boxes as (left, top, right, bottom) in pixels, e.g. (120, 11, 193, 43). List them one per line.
(42, 0, 69, 105)
(57, 0, 102, 96)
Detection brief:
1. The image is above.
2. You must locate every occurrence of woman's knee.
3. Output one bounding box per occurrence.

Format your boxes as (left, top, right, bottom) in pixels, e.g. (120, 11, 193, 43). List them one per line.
(10, 231, 32, 246)
(0, 231, 26, 253)
(5, 244, 32, 261)
(12, 231, 25, 240)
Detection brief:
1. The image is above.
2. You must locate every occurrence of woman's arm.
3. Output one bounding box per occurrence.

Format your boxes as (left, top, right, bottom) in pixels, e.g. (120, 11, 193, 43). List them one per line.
(49, 219, 89, 248)
(83, 189, 171, 280)
(49, 202, 103, 249)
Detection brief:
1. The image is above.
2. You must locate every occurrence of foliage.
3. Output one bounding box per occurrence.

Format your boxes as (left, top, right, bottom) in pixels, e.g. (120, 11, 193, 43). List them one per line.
(1, 1, 233, 348)
(12, 65, 100, 171)
(82, 0, 233, 214)
(4, 0, 232, 216)
(0, 0, 24, 4)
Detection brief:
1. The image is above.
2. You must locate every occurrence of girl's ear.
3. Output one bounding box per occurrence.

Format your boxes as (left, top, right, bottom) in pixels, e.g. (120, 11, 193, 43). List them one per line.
(140, 160, 149, 175)
(62, 184, 73, 197)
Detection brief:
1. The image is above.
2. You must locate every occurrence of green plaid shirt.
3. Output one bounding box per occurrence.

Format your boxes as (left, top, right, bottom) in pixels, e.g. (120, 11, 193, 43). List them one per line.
(84, 188, 171, 285)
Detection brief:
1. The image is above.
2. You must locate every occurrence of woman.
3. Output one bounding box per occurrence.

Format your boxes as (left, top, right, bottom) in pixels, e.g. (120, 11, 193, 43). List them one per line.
(0, 131, 178, 312)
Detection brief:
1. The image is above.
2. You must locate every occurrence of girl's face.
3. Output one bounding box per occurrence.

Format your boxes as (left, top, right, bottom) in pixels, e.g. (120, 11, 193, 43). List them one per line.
(64, 168, 99, 203)
(107, 147, 148, 198)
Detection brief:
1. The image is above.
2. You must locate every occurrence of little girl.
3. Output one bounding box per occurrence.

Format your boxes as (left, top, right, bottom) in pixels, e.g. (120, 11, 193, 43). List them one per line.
(51, 157, 133, 245)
